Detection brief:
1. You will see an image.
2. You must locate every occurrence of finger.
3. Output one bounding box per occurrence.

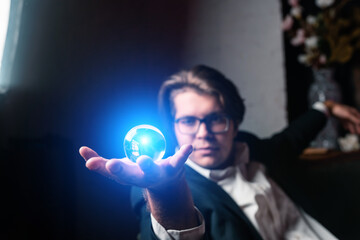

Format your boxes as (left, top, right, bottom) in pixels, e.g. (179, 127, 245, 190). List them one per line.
(106, 158, 145, 186)
(350, 109, 360, 124)
(355, 123, 360, 135)
(85, 156, 110, 177)
(79, 146, 99, 161)
(344, 121, 356, 134)
(347, 112, 360, 125)
(169, 144, 193, 169)
(106, 157, 134, 173)
(349, 123, 357, 135)
(136, 156, 162, 183)
(137, 156, 160, 174)
(332, 105, 359, 124)
(338, 107, 360, 124)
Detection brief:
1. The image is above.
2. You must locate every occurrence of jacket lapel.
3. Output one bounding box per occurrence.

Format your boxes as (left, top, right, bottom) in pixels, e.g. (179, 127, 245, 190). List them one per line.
(185, 166, 263, 240)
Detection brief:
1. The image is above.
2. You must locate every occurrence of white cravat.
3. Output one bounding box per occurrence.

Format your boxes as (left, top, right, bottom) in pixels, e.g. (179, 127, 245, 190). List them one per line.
(186, 142, 337, 240)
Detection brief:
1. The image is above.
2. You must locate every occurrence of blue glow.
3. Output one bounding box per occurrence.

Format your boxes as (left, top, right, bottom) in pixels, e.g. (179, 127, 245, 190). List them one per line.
(80, 69, 177, 159)
(124, 124, 166, 162)
(140, 136, 150, 145)
(91, 89, 164, 158)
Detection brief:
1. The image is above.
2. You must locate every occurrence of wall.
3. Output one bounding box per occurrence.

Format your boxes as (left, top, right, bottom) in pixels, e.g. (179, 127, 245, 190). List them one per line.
(182, 0, 287, 137)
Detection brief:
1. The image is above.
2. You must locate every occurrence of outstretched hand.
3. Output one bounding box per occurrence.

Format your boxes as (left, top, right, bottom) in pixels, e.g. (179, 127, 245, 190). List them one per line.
(79, 144, 193, 190)
(325, 100, 360, 134)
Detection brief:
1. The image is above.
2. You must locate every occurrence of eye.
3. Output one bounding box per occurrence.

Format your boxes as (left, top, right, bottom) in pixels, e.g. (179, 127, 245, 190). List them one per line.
(209, 114, 226, 124)
(179, 117, 197, 126)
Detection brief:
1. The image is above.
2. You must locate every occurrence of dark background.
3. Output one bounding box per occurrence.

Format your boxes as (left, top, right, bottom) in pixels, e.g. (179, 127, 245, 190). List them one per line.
(1, 1, 192, 239)
(280, 1, 360, 239)
(1, 0, 360, 239)
(281, 0, 360, 122)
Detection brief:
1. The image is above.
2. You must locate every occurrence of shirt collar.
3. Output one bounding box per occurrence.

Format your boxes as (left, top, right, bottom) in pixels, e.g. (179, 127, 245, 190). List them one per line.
(185, 142, 250, 182)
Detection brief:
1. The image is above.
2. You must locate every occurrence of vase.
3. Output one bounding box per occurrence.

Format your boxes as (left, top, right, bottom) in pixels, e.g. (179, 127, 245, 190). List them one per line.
(352, 64, 360, 110)
(308, 68, 342, 149)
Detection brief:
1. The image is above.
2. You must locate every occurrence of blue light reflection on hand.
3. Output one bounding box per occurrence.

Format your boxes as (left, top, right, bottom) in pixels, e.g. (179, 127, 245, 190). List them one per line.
(124, 124, 166, 162)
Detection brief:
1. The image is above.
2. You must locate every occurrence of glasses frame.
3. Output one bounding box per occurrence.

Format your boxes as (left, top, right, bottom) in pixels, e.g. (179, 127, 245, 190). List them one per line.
(174, 113, 230, 135)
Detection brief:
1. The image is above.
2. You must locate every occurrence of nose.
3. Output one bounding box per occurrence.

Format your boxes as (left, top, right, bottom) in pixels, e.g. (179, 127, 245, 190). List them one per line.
(196, 122, 212, 138)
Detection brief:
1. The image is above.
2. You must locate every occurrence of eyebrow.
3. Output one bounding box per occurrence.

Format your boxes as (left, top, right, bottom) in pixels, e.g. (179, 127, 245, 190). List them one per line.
(175, 111, 226, 119)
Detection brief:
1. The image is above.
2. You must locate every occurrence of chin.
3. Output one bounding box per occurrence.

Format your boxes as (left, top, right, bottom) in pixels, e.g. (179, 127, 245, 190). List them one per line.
(190, 154, 225, 169)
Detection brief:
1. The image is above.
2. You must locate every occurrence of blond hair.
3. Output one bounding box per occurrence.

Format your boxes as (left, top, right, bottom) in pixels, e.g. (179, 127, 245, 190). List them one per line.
(158, 65, 245, 129)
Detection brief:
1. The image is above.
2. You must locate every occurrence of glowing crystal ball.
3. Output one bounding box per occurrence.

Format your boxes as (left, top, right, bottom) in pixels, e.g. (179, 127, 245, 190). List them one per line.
(124, 125, 166, 162)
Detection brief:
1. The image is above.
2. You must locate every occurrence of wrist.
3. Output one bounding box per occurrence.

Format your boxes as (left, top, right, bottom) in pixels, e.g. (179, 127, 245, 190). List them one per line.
(312, 101, 330, 116)
(324, 100, 336, 110)
(147, 165, 186, 192)
(324, 100, 338, 117)
(146, 172, 187, 204)
(145, 174, 198, 230)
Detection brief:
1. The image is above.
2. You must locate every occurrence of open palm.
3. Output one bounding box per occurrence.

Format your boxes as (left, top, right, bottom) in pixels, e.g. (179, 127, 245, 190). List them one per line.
(79, 144, 193, 189)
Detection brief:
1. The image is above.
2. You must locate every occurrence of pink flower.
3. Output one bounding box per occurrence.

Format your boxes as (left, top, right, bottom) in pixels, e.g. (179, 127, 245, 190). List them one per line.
(288, 0, 299, 7)
(282, 15, 294, 31)
(291, 29, 305, 46)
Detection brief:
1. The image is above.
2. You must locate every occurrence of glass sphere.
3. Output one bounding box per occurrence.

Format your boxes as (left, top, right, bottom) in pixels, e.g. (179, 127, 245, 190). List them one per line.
(124, 125, 166, 162)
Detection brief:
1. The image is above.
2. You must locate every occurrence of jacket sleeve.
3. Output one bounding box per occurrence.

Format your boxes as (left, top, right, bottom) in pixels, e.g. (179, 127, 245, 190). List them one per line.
(130, 186, 160, 240)
(265, 109, 327, 161)
(237, 109, 327, 168)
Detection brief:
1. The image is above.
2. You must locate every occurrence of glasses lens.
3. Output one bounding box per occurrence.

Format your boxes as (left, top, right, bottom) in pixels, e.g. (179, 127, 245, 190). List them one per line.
(177, 117, 199, 134)
(208, 115, 228, 133)
(176, 114, 229, 134)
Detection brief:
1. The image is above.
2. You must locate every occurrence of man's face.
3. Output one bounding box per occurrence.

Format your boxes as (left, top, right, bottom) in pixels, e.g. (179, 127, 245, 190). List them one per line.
(173, 90, 238, 169)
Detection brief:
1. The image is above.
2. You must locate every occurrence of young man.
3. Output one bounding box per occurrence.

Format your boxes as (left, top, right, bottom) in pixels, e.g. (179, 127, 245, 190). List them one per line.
(80, 65, 360, 239)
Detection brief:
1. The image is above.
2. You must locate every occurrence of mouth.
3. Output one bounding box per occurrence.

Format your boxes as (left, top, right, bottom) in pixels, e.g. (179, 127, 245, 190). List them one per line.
(194, 147, 220, 154)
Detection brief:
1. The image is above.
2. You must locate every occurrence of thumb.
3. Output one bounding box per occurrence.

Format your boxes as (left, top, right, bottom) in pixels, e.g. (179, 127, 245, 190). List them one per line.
(169, 144, 193, 169)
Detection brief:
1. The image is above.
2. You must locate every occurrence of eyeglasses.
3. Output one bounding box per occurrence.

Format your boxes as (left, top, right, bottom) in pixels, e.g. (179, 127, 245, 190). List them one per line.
(174, 113, 230, 135)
